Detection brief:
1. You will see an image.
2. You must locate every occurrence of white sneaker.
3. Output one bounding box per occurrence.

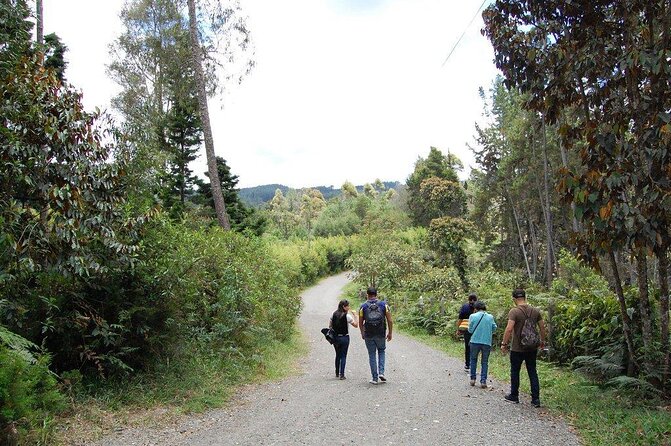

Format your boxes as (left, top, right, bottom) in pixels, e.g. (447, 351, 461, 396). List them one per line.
(369, 379, 378, 385)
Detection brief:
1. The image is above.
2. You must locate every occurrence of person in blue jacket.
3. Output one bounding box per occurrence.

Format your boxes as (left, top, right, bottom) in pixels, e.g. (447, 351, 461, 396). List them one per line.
(468, 300, 497, 388)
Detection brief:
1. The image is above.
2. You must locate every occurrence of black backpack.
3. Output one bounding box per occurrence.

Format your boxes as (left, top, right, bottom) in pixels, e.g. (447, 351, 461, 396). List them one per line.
(364, 301, 385, 337)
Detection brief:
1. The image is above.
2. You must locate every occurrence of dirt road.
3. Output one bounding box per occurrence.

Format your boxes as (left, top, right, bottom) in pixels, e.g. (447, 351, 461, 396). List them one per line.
(94, 272, 580, 446)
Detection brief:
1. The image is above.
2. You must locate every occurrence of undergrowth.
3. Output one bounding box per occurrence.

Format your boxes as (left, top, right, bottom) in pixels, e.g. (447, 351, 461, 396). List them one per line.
(55, 328, 308, 445)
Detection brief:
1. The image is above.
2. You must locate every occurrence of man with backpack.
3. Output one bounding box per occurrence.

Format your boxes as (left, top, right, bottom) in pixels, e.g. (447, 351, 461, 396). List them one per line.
(359, 286, 393, 385)
(500, 288, 547, 407)
(457, 293, 478, 371)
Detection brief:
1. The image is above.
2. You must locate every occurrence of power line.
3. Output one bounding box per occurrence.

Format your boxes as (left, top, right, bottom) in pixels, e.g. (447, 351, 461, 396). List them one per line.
(441, 0, 489, 67)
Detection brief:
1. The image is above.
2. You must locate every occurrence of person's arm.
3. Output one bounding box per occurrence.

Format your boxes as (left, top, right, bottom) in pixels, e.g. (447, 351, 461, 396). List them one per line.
(348, 312, 358, 329)
(538, 319, 547, 349)
(385, 306, 393, 341)
(359, 307, 365, 339)
(501, 319, 515, 353)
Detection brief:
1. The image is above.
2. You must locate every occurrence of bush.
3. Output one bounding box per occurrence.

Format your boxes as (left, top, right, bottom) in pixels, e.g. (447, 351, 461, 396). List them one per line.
(0, 345, 65, 445)
(139, 219, 302, 355)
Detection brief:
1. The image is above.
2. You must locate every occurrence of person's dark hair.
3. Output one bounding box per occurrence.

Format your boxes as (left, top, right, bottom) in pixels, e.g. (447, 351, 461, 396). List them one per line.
(512, 288, 526, 299)
(367, 286, 377, 296)
(474, 301, 486, 311)
(335, 299, 350, 320)
(468, 293, 477, 303)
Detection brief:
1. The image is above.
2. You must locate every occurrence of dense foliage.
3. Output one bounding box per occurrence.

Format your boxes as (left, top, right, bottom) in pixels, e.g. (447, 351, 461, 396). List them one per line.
(483, 0, 671, 390)
(2, 0, 671, 443)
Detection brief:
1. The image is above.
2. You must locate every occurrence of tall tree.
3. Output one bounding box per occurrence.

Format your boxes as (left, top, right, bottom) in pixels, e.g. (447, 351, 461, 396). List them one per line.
(43, 32, 67, 81)
(187, 0, 229, 229)
(300, 188, 326, 242)
(470, 78, 571, 284)
(267, 189, 298, 239)
(484, 0, 671, 389)
(183, 0, 255, 228)
(164, 97, 201, 211)
(35, 0, 43, 44)
(108, 0, 193, 208)
(406, 147, 464, 227)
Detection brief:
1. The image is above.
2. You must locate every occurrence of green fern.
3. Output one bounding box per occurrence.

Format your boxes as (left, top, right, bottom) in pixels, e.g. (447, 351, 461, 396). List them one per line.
(0, 324, 38, 364)
(572, 354, 623, 381)
(606, 375, 661, 397)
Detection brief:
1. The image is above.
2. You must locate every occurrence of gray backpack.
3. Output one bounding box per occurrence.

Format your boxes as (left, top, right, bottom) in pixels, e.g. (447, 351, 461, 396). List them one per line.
(519, 307, 540, 349)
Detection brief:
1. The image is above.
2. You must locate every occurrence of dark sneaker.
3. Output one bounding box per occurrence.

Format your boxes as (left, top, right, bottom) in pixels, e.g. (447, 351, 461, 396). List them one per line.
(504, 394, 519, 403)
(480, 382, 488, 389)
(531, 399, 541, 408)
(470, 379, 476, 386)
(464, 365, 469, 371)
(378, 375, 387, 382)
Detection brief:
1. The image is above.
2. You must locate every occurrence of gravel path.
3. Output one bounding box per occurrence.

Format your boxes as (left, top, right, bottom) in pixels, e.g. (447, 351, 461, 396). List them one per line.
(93, 272, 581, 446)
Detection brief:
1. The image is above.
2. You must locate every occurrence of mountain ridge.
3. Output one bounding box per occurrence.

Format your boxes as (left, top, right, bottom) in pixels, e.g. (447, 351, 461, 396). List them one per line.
(239, 181, 401, 207)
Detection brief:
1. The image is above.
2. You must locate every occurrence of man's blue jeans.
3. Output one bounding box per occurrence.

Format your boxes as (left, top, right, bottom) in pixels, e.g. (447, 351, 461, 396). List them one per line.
(510, 350, 540, 401)
(364, 337, 386, 380)
(469, 342, 491, 383)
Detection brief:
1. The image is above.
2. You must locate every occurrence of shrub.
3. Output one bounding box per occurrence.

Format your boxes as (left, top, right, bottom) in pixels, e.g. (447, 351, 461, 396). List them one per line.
(0, 344, 65, 445)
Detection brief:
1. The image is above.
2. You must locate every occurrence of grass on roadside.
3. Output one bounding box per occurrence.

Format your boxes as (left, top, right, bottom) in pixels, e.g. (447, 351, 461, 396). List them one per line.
(401, 327, 671, 446)
(55, 328, 308, 445)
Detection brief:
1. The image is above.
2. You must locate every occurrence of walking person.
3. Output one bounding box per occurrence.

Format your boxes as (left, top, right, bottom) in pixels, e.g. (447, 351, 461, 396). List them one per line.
(468, 300, 497, 388)
(457, 293, 478, 371)
(359, 287, 393, 385)
(500, 288, 547, 407)
(330, 299, 358, 380)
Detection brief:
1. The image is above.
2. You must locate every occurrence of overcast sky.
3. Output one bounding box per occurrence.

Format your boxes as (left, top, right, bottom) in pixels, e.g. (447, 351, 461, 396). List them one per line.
(42, 0, 498, 189)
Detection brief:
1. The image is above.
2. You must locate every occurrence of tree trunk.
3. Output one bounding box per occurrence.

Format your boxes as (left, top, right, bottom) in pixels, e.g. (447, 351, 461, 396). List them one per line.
(541, 120, 556, 285)
(636, 251, 654, 376)
(508, 192, 532, 281)
(529, 220, 538, 279)
(558, 140, 580, 233)
(187, 0, 230, 229)
(609, 250, 637, 376)
(36, 0, 43, 44)
(657, 247, 670, 393)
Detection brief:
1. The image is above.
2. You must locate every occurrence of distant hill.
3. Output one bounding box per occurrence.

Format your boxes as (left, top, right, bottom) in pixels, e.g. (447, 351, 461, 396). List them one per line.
(238, 181, 401, 207)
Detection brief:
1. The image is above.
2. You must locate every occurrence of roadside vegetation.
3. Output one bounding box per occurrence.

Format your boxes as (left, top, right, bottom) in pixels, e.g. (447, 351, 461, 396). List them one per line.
(1, 1, 670, 445)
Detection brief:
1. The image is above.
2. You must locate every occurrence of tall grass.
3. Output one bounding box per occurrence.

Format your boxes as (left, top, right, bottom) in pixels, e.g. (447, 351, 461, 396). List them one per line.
(55, 328, 308, 444)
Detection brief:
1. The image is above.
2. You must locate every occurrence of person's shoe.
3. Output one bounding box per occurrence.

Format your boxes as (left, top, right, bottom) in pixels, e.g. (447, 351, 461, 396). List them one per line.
(378, 375, 387, 382)
(339, 375, 346, 380)
(480, 382, 488, 389)
(470, 379, 476, 386)
(369, 379, 378, 385)
(531, 399, 541, 408)
(464, 365, 469, 371)
(504, 394, 519, 403)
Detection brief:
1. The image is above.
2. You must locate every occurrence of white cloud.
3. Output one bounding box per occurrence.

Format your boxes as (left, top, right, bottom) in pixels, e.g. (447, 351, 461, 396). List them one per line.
(43, 0, 499, 189)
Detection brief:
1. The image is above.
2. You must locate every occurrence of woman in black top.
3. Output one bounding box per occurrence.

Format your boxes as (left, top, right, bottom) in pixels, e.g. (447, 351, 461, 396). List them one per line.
(330, 299, 358, 379)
